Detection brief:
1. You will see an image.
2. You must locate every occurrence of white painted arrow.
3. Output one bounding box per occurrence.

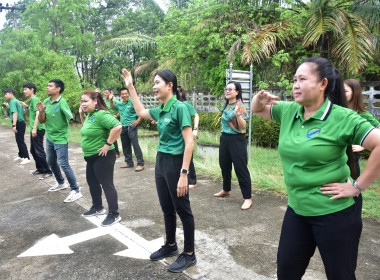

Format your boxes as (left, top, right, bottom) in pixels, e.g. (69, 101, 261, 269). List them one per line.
(18, 215, 163, 259)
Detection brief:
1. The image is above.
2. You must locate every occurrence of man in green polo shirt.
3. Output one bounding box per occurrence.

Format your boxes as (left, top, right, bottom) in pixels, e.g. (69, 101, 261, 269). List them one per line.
(20, 83, 52, 179)
(36, 79, 82, 203)
(110, 88, 144, 171)
(103, 88, 120, 158)
(3, 88, 31, 165)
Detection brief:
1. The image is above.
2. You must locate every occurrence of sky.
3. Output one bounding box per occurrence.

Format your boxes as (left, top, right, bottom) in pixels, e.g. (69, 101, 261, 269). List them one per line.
(0, 0, 169, 29)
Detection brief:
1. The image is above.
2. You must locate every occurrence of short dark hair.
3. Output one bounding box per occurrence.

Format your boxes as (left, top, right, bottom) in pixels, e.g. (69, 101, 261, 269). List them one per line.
(104, 88, 112, 92)
(3, 88, 15, 95)
(49, 79, 65, 93)
(119, 87, 128, 92)
(23, 83, 37, 94)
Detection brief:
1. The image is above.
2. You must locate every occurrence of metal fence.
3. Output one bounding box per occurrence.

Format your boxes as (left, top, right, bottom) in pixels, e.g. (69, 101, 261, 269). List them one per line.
(362, 81, 380, 118)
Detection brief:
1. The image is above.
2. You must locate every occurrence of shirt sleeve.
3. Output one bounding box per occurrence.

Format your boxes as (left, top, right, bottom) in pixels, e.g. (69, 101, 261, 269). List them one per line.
(100, 111, 121, 129)
(184, 102, 197, 117)
(176, 103, 192, 130)
(149, 107, 159, 121)
(60, 99, 73, 120)
(271, 101, 295, 123)
(9, 100, 17, 114)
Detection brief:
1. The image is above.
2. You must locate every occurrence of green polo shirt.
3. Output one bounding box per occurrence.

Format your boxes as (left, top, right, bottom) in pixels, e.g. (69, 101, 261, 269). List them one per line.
(114, 98, 138, 126)
(104, 98, 119, 116)
(271, 98, 374, 216)
(359, 111, 380, 128)
(183, 101, 197, 117)
(80, 110, 121, 157)
(149, 96, 192, 155)
(221, 101, 249, 134)
(29, 95, 45, 131)
(43, 96, 73, 144)
(9, 97, 24, 122)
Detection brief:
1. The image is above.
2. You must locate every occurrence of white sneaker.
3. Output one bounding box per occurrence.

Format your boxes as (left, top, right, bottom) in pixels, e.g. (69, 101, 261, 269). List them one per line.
(20, 158, 31, 165)
(48, 182, 69, 192)
(64, 190, 82, 203)
(14, 156, 23, 162)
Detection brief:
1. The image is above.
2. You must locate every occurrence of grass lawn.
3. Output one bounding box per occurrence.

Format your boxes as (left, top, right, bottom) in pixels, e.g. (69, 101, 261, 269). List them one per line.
(1, 116, 379, 220)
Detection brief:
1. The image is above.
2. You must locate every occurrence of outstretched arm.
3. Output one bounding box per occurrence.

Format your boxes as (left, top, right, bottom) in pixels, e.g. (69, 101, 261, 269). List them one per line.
(251, 90, 280, 120)
(121, 69, 151, 120)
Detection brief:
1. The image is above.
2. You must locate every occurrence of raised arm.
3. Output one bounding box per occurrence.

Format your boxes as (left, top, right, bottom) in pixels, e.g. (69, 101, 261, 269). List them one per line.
(121, 69, 151, 120)
(36, 101, 46, 124)
(251, 90, 280, 120)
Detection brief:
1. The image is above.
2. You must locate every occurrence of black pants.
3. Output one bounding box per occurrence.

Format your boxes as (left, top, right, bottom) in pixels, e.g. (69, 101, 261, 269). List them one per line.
(120, 125, 144, 166)
(353, 152, 361, 177)
(219, 133, 251, 199)
(155, 152, 195, 253)
(84, 149, 118, 215)
(30, 130, 51, 173)
(188, 155, 197, 185)
(113, 140, 120, 156)
(15, 121, 29, 159)
(277, 196, 362, 280)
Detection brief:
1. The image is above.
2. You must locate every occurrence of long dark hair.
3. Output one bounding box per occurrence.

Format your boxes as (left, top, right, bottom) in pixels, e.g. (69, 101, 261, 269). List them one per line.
(222, 81, 243, 112)
(300, 56, 356, 179)
(344, 79, 367, 113)
(156, 69, 180, 100)
(82, 90, 108, 111)
(178, 86, 187, 101)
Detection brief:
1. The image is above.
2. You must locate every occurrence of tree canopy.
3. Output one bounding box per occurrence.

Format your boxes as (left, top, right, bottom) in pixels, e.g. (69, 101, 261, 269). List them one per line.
(0, 0, 378, 109)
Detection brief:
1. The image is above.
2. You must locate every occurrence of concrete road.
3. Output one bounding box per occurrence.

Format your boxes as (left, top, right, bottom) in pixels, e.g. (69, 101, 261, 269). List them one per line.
(0, 126, 379, 280)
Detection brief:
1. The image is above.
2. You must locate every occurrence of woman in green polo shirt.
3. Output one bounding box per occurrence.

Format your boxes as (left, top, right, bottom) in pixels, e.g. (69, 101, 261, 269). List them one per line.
(251, 56, 380, 279)
(344, 79, 380, 177)
(79, 90, 122, 227)
(121, 68, 196, 273)
(213, 81, 252, 210)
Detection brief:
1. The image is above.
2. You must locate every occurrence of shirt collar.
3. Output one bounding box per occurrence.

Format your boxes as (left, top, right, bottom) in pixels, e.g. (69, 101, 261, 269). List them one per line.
(50, 95, 62, 104)
(160, 96, 177, 112)
(295, 98, 332, 121)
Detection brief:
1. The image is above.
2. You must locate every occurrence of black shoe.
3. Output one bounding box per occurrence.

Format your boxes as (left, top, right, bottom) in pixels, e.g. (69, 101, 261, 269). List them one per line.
(83, 207, 106, 217)
(30, 170, 43, 175)
(101, 213, 121, 226)
(168, 252, 197, 273)
(39, 173, 53, 180)
(150, 243, 178, 261)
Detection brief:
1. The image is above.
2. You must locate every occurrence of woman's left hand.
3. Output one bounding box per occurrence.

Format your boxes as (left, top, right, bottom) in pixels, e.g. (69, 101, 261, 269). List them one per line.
(320, 178, 361, 199)
(98, 144, 110, 157)
(177, 174, 188, 197)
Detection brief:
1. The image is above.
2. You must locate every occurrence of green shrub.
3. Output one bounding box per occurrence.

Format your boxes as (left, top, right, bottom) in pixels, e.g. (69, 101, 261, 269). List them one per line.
(250, 115, 280, 148)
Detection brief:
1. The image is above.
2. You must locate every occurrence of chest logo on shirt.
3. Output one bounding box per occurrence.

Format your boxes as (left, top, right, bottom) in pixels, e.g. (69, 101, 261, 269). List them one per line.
(163, 118, 171, 123)
(90, 116, 96, 123)
(306, 128, 321, 139)
(54, 106, 59, 112)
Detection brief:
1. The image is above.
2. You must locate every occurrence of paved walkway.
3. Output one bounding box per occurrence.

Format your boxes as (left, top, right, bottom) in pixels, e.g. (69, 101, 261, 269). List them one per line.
(0, 125, 379, 279)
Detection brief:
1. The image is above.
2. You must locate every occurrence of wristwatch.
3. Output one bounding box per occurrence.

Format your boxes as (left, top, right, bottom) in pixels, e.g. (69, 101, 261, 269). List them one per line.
(12, 125, 16, 127)
(180, 168, 189, 174)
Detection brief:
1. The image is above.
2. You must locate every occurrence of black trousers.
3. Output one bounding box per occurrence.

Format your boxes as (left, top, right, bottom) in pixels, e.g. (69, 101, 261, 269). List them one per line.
(120, 125, 144, 166)
(353, 152, 361, 177)
(277, 196, 362, 280)
(188, 155, 197, 185)
(155, 152, 195, 253)
(84, 149, 119, 215)
(30, 130, 51, 173)
(113, 140, 120, 155)
(219, 133, 251, 199)
(15, 120, 29, 159)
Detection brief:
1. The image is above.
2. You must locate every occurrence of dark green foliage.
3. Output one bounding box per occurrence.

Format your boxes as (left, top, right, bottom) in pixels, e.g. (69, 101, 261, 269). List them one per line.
(250, 115, 280, 148)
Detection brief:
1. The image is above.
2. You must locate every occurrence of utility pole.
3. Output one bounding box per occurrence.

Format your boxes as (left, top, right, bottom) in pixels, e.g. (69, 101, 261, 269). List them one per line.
(0, 3, 26, 31)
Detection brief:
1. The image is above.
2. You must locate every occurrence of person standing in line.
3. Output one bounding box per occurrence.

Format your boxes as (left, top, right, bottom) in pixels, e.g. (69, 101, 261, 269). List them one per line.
(121, 68, 197, 273)
(103, 88, 120, 158)
(213, 81, 252, 210)
(109, 88, 145, 171)
(344, 79, 380, 177)
(19, 83, 52, 179)
(3, 88, 31, 165)
(251, 56, 380, 279)
(79, 90, 122, 226)
(36, 79, 82, 203)
(178, 86, 199, 189)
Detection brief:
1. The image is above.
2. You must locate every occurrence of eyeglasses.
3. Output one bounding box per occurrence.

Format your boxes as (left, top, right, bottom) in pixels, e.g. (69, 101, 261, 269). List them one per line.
(224, 88, 235, 92)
